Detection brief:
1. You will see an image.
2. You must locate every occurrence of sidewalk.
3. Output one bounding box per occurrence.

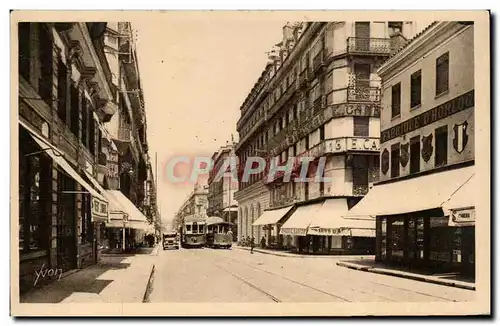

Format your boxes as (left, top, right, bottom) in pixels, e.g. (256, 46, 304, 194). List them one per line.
(235, 245, 374, 260)
(336, 259, 475, 291)
(20, 245, 159, 303)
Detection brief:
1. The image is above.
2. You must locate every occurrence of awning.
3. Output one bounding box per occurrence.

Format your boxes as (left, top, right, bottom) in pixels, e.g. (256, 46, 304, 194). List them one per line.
(253, 205, 294, 226)
(280, 202, 324, 236)
(24, 125, 109, 222)
(108, 190, 150, 230)
(344, 166, 475, 218)
(307, 199, 376, 237)
(83, 171, 128, 224)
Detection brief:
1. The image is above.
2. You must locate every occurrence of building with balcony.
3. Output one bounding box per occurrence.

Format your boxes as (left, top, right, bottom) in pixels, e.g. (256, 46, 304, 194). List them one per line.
(235, 21, 424, 252)
(207, 142, 239, 241)
(100, 22, 157, 251)
(173, 184, 209, 230)
(346, 22, 475, 277)
(17, 22, 119, 293)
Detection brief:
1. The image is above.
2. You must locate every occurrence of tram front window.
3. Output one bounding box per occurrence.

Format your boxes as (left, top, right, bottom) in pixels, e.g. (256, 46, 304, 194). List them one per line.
(186, 224, 191, 232)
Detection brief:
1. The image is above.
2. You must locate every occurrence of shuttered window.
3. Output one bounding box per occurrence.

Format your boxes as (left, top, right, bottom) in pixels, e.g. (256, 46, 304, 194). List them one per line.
(436, 52, 449, 96)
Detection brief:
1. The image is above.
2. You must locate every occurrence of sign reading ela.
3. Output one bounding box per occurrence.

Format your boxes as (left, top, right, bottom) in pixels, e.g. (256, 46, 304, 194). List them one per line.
(381, 90, 474, 144)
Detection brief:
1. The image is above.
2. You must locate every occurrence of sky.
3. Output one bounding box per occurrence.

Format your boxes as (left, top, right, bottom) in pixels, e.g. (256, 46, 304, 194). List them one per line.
(132, 17, 286, 226)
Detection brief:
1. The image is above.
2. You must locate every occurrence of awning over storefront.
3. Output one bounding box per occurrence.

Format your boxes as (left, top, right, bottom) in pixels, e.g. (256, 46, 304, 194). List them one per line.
(280, 202, 324, 236)
(307, 199, 375, 237)
(253, 205, 294, 226)
(24, 125, 109, 222)
(108, 190, 150, 231)
(344, 166, 475, 218)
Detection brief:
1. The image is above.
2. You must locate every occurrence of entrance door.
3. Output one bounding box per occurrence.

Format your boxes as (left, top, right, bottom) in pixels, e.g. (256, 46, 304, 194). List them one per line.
(354, 22, 370, 52)
(57, 172, 77, 272)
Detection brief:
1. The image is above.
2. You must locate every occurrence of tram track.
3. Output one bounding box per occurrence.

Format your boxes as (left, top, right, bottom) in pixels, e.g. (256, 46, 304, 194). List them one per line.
(208, 249, 460, 302)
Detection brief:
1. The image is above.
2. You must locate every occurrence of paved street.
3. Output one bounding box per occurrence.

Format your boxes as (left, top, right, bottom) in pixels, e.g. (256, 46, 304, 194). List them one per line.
(149, 247, 475, 303)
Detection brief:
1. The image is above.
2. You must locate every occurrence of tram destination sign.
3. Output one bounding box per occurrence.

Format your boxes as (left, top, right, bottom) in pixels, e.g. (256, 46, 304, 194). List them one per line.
(381, 90, 474, 144)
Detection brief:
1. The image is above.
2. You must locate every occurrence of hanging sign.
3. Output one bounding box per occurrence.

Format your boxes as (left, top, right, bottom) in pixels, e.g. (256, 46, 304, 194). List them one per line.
(91, 197, 109, 222)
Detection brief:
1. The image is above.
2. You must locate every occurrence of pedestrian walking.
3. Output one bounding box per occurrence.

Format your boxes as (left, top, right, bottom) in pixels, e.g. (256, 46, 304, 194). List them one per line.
(260, 236, 266, 249)
(250, 237, 255, 254)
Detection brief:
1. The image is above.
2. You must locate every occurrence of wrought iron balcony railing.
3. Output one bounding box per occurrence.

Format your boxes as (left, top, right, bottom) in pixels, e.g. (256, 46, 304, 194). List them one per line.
(346, 37, 392, 55)
(298, 69, 309, 87)
(347, 86, 381, 102)
(312, 50, 325, 73)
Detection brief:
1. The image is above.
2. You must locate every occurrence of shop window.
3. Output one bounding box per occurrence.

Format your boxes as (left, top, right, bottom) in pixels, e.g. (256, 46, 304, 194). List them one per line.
(407, 216, 425, 260)
(429, 216, 453, 263)
(389, 217, 405, 261)
(353, 117, 370, 137)
(435, 125, 448, 167)
(380, 218, 387, 259)
(18, 22, 31, 81)
(436, 52, 449, 96)
(409, 135, 420, 174)
(410, 70, 422, 108)
(391, 83, 401, 118)
(57, 56, 67, 124)
(19, 131, 50, 253)
(390, 143, 400, 178)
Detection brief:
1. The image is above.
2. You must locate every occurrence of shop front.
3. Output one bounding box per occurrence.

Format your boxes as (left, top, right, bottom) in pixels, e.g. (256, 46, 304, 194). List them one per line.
(280, 201, 324, 253)
(252, 205, 294, 249)
(345, 165, 475, 277)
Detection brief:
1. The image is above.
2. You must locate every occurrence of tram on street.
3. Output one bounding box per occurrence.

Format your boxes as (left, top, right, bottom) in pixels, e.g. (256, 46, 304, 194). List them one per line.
(180, 214, 206, 248)
(205, 216, 233, 249)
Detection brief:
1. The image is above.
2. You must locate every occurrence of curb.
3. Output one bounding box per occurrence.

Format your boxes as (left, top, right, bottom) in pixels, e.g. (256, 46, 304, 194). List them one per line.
(336, 261, 476, 291)
(142, 264, 156, 303)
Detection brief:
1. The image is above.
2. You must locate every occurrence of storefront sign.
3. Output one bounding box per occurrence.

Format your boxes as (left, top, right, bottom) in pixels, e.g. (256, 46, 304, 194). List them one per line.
(347, 138, 380, 152)
(91, 197, 109, 221)
(280, 228, 307, 236)
(331, 103, 381, 118)
(308, 227, 351, 236)
(381, 90, 474, 144)
(451, 208, 475, 224)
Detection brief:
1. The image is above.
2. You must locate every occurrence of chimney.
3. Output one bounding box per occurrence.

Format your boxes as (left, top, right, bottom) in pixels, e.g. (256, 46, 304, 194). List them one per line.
(283, 23, 294, 41)
(390, 32, 407, 55)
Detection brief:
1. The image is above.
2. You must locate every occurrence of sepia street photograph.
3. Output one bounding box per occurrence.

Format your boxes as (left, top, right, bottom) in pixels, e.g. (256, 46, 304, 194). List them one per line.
(9, 10, 491, 317)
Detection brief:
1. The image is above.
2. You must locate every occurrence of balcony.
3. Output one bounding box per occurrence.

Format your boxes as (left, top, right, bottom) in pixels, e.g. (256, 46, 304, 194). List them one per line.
(313, 96, 325, 114)
(347, 86, 381, 102)
(298, 68, 309, 88)
(346, 37, 392, 56)
(312, 50, 326, 74)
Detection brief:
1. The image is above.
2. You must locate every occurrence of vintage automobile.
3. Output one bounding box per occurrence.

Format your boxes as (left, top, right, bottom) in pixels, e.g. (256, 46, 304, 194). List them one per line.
(163, 232, 179, 250)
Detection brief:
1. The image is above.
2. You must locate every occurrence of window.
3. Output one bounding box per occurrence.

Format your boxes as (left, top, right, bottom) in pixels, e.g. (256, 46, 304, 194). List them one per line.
(436, 52, 449, 96)
(70, 83, 80, 137)
(391, 83, 401, 118)
(390, 143, 400, 178)
(305, 136, 310, 150)
(352, 156, 369, 195)
(410, 136, 421, 174)
(292, 144, 297, 157)
(81, 98, 89, 148)
(388, 22, 403, 35)
(186, 224, 191, 232)
(353, 117, 370, 137)
(304, 182, 309, 200)
(57, 57, 67, 123)
(410, 70, 422, 108)
(435, 126, 448, 167)
(18, 23, 31, 81)
(81, 193, 93, 244)
(38, 23, 53, 107)
(319, 125, 325, 141)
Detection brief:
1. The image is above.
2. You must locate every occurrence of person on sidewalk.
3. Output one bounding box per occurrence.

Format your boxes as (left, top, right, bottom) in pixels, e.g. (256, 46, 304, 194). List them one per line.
(260, 236, 266, 249)
(250, 237, 255, 254)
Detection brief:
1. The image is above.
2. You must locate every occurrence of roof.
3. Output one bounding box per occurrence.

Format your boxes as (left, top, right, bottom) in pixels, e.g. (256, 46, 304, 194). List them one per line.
(387, 21, 438, 59)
